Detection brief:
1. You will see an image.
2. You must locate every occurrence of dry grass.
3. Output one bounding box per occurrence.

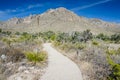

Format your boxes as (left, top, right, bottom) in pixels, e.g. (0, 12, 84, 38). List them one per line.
(0, 47, 25, 63)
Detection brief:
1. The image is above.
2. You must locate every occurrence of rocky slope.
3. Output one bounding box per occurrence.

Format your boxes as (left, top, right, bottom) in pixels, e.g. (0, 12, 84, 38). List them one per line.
(0, 7, 120, 34)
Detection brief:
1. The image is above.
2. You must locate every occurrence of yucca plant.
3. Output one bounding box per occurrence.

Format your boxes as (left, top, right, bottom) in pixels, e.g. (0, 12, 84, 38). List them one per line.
(25, 51, 47, 65)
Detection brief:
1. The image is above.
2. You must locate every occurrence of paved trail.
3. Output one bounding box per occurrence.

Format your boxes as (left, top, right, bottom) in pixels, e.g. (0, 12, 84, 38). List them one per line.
(40, 43, 83, 80)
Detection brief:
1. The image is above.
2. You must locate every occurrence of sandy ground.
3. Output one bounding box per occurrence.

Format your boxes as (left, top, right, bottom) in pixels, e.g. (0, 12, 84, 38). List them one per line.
(40, 43, 83, 80)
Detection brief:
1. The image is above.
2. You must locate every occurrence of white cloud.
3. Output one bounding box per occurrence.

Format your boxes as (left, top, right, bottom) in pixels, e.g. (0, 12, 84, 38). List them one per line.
(71, 0, 112, 11)
(0, 4, 44, 20)
(0, 4, 43, 14)
(6, 9, 17, 13)
(28, 4, 43, 9)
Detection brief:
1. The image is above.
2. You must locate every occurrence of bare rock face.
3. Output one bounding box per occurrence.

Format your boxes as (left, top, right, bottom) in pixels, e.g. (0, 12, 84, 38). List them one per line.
(7, 18, 23, 25)
(0, 7, 120, 34)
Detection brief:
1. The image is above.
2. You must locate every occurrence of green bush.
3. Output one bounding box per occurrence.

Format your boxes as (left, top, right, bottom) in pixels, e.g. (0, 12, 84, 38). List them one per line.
(92, 40, 99, 46)
(15, 32, 20, 35)
(25, 51, 47, 64)
(111, 33, 120, 43)
(96, 33, 110, 41)
(107, 55, 120, 80)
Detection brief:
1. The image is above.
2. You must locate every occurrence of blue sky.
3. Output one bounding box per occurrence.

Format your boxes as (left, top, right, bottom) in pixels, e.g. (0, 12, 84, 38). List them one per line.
(0, 0, 120, 23)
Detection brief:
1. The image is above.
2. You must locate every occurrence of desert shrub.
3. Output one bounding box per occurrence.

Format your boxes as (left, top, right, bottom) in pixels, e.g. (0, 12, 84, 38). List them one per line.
(15, 32, 20, 35)
(17, 32, 32, 44)
(96, 33, 110, 41)
(1, 31, 11, 35)
(0, 48, 25, 62)
(74, 42, 86, 50)
(2, 37, 19, 47)
(50, 35, 56, 41)
(60, 43, 69, 50)
(92, 40, 99, 46)
(21, 32, 31, 40)
(34, 39, 42, 45)
(42, 31, 55, 42)
(78, 47, 110, 80)
(111, 33, 120, 43)
(53, 41, 61, 47)
(106, 49, 117, 55)
(109, 64, 120, 80)
(2, 38, 12, 47)
(55, 32, 66, 43)
(60, 43, 74, 51)
(30, 34, 39, 41)
(107, 55, 120, 80)
(70, 30, 93, 43)
(82, 29, 93, 42)
(70, 31, 82, 43)
(25, 51, 47, 64)
(1, 31, 11, 36)
(106, 48, 120, 55)
(8, 49, 25, 62)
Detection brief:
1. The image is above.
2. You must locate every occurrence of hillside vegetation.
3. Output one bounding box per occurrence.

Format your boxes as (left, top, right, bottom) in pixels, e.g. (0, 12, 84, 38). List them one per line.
(1, 26, 120, 80)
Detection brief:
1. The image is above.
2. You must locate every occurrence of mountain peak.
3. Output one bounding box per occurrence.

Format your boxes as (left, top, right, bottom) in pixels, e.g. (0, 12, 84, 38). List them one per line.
(1, 7, 120, 34)
(56, 7, 68, 11)
(45, 7, 69, 14)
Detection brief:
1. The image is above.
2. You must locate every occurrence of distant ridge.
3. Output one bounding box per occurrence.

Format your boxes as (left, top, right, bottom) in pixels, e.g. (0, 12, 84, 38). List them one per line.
(0, 7, 120, 34)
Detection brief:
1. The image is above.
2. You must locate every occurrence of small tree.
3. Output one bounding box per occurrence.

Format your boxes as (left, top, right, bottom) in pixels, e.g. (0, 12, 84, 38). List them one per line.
(82, 29, 93, 42)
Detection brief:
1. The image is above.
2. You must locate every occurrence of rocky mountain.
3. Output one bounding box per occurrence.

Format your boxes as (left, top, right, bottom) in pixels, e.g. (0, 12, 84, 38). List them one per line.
(0, 7, 120, 34)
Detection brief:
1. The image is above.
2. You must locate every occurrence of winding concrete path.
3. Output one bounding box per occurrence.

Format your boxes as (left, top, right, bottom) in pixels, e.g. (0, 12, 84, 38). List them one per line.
(41, 43, 83, 80)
